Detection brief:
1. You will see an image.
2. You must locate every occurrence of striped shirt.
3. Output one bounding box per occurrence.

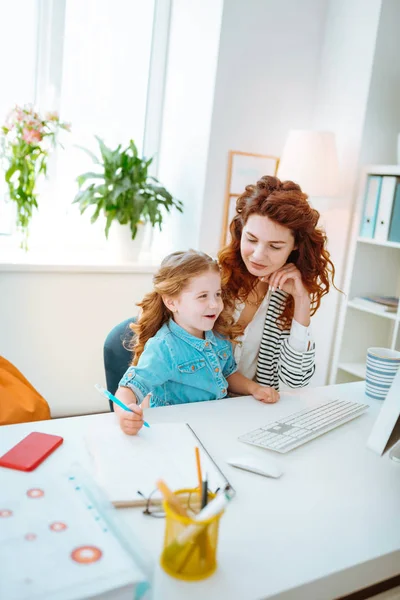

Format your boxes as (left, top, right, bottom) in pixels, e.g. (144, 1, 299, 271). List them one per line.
(256, 289, 315, 390)
(235, 289, 315, 391)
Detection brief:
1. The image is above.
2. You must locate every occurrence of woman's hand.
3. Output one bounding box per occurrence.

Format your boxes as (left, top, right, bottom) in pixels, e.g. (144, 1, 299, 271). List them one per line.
(252, 385, 280, 404)
(261, 263, 311, 327)
(261, 263, 308, 300)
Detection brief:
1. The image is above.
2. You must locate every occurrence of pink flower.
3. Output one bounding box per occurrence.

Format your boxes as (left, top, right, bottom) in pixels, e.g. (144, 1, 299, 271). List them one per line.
(15, 108, 25, 122)
(45, 111, 59, 122)
(26, 118, 44, 133)
(22, 128, 43, 144)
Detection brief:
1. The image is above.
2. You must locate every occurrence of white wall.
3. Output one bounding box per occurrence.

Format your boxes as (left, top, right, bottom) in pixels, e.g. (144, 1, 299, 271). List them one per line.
(309, 0, 382, 385)
(199, 0, 329, 256)
(359, 0, 400, 166)
(199, 0, 383, 387)
(0, 268, 154, 418)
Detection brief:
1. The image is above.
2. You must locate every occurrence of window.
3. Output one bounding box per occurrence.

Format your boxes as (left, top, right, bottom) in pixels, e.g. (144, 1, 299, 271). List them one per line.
(1, 0, 158, 258)
(0, 1, 37, 236)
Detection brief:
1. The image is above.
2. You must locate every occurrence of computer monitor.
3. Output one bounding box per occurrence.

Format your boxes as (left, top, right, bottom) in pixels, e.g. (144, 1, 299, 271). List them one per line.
(367, 367, 400, 455)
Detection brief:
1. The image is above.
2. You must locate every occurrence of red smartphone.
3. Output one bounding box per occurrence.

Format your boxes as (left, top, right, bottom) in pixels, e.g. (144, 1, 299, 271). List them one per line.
(0, 432, 63, 472)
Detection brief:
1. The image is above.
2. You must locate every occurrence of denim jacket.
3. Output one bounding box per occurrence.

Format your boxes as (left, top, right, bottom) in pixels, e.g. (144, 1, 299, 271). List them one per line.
(119, 319, 237, 407)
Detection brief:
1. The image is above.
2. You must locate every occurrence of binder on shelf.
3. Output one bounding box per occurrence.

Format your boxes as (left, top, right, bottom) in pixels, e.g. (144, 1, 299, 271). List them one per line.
(388, 182, 400, 243)
(374, 176, 397, 242)
(360, 175, 382, 238)
(351, 296, 398, 314)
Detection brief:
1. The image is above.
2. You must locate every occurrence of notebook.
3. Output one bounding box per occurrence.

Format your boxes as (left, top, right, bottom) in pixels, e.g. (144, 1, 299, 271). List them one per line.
(0, 465, 150, 600)
(85, 423, 230, 506)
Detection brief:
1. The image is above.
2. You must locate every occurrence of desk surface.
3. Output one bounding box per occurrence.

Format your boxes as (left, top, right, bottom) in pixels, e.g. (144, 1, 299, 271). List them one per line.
(1, 382, 399, 600)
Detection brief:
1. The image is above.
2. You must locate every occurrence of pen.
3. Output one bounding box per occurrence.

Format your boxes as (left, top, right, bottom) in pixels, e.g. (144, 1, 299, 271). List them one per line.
(94, 384, 150, 428)
(201, 475, 208, 509)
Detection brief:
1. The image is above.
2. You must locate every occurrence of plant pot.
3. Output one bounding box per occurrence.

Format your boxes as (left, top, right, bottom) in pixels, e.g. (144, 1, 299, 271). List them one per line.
(107, 221, 153, 262)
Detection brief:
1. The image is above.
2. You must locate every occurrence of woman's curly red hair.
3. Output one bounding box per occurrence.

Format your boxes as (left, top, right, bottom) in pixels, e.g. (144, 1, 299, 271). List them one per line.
(218, 175, 336, 329)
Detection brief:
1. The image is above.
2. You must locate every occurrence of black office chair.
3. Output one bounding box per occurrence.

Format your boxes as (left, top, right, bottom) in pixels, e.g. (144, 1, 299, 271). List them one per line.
(103, 317, 136, 409)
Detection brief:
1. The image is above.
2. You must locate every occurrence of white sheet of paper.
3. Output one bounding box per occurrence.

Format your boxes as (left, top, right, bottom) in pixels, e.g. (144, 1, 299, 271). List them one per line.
(85, 423, 228, 503)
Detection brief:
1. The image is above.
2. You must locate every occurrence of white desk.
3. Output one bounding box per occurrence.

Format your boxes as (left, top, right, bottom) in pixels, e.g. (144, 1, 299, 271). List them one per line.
(1, 382, 400, 600)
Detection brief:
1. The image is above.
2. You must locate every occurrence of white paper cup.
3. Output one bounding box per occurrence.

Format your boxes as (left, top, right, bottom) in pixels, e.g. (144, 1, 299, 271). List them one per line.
(366, 347, 400, 400)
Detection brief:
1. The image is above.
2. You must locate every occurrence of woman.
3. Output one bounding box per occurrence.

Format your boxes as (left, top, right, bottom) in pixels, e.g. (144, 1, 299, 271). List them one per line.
(218, 175, 336, 390)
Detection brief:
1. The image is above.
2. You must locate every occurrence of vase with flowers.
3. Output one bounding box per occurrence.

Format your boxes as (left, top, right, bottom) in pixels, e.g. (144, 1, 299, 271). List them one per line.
(0, 104, 70, 249)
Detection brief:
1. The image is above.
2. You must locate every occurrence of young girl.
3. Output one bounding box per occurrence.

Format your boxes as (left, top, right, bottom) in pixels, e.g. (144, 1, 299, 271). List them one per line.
(115, 250, 279, 435)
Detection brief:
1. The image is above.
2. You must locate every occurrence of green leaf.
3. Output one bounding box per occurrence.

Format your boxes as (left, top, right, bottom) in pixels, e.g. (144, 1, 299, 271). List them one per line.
(105, 211, 115, 239)
(73, 135, 183, 238)
(76, 172, 104, 187)
(5, 164, 18, 182)
(74, 145, 101, 164)
(95, 136, 114, 166)
(90, 205, 102, 224)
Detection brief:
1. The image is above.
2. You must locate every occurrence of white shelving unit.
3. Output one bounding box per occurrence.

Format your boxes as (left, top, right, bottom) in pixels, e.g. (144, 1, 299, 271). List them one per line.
(330, 165, 400, 385)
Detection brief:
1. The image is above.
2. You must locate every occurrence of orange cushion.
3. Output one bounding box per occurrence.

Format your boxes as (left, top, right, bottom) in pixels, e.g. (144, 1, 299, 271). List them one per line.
(0, 356, 51, 425)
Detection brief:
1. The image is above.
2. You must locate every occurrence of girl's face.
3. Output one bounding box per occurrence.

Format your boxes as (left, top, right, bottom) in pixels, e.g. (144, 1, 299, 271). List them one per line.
(165, 270, 223, 339)
(240, 214, 296, 279)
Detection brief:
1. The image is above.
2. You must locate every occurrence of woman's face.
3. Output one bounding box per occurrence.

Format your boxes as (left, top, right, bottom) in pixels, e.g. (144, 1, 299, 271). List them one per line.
(240, 214, 296, 278)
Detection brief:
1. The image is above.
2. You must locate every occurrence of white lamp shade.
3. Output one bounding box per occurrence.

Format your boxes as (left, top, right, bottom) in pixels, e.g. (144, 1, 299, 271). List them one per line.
(277, 130, 339, 197)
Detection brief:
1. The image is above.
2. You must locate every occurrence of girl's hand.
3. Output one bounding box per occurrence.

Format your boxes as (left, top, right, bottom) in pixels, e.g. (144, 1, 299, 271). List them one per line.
(261, 263, 308, 300)
(252, 385, 280, 404)
(118, 403, 144, 435)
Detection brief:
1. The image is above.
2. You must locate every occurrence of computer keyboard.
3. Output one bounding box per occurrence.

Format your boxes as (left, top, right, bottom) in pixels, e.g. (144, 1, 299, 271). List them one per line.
(238, 398, 369, 453)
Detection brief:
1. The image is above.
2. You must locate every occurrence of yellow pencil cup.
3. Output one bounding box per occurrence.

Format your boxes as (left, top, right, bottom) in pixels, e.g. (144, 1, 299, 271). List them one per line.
(160, 487, 223, 581)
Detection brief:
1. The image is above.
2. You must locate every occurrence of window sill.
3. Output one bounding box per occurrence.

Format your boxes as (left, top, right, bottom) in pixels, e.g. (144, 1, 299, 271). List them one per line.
(0, 250, 160, 274)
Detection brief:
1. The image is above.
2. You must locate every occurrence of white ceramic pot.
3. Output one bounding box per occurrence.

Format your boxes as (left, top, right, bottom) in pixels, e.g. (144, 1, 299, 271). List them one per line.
(107, 221, 153, 262)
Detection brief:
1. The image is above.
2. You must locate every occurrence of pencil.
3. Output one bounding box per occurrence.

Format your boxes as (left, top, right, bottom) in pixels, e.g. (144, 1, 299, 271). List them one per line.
(112, 498, 163, 509)
(195, 446, 203, 492)
(156, 479, 188, 517)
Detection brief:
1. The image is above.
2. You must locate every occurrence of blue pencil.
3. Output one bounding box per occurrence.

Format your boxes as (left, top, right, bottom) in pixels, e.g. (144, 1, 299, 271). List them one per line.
(94, 384, 150, 427)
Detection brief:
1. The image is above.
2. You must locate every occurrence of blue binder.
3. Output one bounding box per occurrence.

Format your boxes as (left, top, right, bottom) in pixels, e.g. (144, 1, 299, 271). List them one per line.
(388, 182, 400, 243)
(360, 175, 382, 238)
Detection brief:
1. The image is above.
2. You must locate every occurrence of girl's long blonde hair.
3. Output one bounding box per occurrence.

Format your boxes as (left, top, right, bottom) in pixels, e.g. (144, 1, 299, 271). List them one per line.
(130, 249, 242, 365)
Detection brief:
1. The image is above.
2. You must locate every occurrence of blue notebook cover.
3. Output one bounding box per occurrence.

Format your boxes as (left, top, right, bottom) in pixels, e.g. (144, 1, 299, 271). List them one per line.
(360, 175, 382, 238)
(388, 182, 400, 243)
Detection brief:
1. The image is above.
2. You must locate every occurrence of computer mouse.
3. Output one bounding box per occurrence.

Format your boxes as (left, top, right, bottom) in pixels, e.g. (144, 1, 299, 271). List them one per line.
(226, 455, 283, 478)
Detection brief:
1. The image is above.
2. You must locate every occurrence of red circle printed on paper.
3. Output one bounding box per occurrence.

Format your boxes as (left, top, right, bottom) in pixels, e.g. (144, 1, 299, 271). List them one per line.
(50, 522, 67, 532)
(71, 545, 102, 564)
(27, 488, 45, 498)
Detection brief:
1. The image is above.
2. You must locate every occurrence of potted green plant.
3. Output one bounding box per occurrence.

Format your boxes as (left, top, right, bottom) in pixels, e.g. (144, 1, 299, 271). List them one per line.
(1, 104, 70, 249)
(73, 137, 183, 250)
